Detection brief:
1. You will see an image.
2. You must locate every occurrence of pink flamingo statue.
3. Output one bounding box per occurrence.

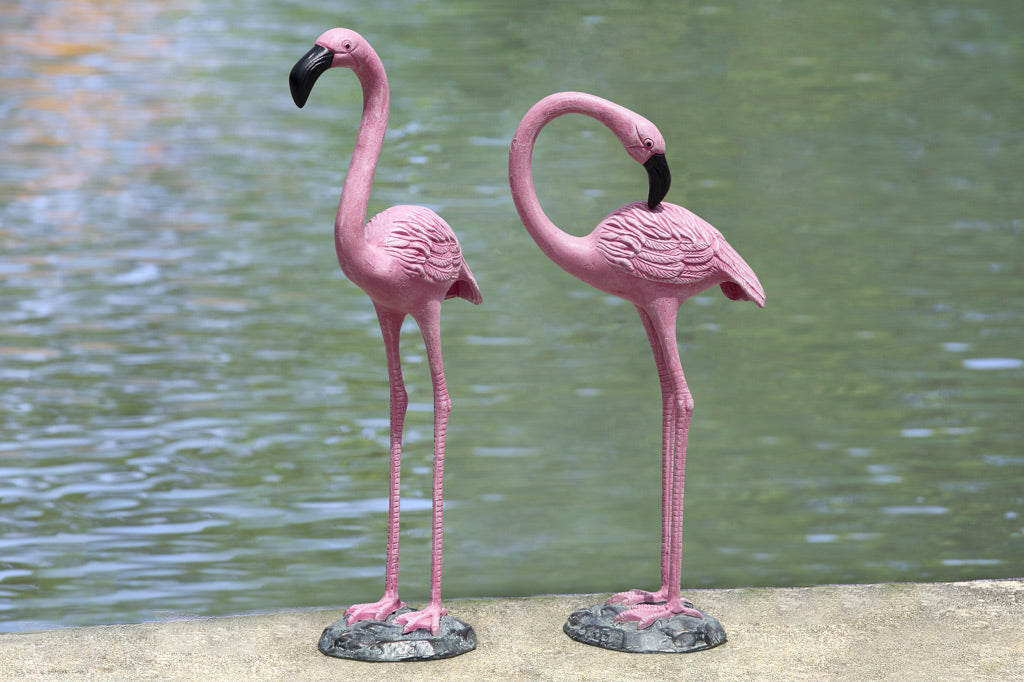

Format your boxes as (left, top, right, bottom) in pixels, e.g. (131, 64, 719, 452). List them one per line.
(509, 92, 764, 632)
(290, 28, 481, 639)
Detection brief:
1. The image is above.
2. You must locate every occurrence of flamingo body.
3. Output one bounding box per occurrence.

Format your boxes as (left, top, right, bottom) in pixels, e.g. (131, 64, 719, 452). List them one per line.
(590, 201, 765, 306)
(351, 204, 481, 311)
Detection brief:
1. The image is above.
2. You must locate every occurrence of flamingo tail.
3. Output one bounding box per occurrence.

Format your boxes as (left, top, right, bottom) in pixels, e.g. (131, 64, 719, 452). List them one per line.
(717, 240, 765, 308)
(446, 262, 482, 305)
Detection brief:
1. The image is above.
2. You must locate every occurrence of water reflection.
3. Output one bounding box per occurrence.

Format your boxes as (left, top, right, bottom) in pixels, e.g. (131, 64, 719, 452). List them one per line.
(1, 0, 1023, 632)
(963, 357, 1023, 370)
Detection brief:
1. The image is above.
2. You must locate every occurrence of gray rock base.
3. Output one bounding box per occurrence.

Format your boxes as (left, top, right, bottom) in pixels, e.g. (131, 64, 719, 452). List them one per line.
(318, 606, 476, 662)
(564, 602, 726, 653)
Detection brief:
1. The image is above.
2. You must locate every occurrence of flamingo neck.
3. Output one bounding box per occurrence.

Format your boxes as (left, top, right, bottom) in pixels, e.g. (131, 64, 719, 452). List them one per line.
(335, 52, 389, 264)
(508, 92, 636, 278)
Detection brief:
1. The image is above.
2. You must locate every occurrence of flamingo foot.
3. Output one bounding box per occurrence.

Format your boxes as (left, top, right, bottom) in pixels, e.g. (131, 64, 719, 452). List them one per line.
(394, 601, 447, 636)
(605, 586, 670, 606)
(344, 594, 406, 626)
(613, 598, 704, 630)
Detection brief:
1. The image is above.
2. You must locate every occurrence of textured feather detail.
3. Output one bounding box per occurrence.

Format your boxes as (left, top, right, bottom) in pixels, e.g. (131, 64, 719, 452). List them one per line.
(596, 201, 765, 306)
(377, 206, 464, 284)
(597, 202, 719, 283)
(369, 205, 482, 304)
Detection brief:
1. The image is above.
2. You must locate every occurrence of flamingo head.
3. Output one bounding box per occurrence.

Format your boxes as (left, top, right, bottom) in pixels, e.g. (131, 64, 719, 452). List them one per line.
(290, 28, 369, 108)
(620, 117, 670, 210)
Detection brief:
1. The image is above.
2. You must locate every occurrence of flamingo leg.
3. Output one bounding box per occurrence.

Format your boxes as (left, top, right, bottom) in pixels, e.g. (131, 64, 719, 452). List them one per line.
(606, 305, 673, 606)
(345, 306, 408, 625)
(616, 300, 702, 628)
(394, 302, 450, 636)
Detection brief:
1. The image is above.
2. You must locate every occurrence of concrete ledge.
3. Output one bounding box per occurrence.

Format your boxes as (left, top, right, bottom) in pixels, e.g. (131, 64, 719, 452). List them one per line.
(1, 580, 1021, 681)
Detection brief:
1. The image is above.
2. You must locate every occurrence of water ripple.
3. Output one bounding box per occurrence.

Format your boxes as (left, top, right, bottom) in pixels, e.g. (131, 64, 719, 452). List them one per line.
(963, 357, 1023, 370)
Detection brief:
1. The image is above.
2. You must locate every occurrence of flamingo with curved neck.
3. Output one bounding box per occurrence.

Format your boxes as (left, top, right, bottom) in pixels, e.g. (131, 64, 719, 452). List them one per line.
(290, 28, 481, 637)
(509, 91, 764, 629)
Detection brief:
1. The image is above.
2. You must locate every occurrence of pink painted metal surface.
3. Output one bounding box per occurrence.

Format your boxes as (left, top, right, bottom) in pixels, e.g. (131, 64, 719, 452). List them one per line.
(290, 28, 481, 637)
(509, 91, 764, 629)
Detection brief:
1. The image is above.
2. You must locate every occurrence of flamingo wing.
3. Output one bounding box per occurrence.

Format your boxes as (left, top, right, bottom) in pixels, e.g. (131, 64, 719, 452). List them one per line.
(379, 205, 464, 282)
(377, 205, 483, 304)
(597, 202, 720, 284)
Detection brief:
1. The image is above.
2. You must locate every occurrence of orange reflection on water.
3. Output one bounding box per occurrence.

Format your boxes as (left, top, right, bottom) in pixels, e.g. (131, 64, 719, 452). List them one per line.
(3, 0, 185, 236)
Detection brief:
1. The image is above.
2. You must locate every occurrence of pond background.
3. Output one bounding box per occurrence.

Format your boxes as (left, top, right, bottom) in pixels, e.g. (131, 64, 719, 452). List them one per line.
(1, 0, 1021, 632)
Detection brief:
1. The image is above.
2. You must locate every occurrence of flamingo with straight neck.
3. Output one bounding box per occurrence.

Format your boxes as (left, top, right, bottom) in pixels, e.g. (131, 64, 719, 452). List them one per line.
(290, 28, 481, 637)
(509, 91, 764, 629)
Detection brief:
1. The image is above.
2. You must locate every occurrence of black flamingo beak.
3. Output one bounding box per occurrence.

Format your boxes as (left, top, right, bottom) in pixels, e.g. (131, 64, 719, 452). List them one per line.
(644, 154, 671, 210)
(290, 45, 334, 108)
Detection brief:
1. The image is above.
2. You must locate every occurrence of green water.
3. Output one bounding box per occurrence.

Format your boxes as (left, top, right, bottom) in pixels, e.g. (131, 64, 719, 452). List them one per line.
(1, 0, 1021, 631)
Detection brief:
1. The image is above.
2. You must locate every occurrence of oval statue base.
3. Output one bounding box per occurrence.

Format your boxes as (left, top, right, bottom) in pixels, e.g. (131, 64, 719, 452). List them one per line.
(563, 602, 726, 653)
(318, 606, 476, 662)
